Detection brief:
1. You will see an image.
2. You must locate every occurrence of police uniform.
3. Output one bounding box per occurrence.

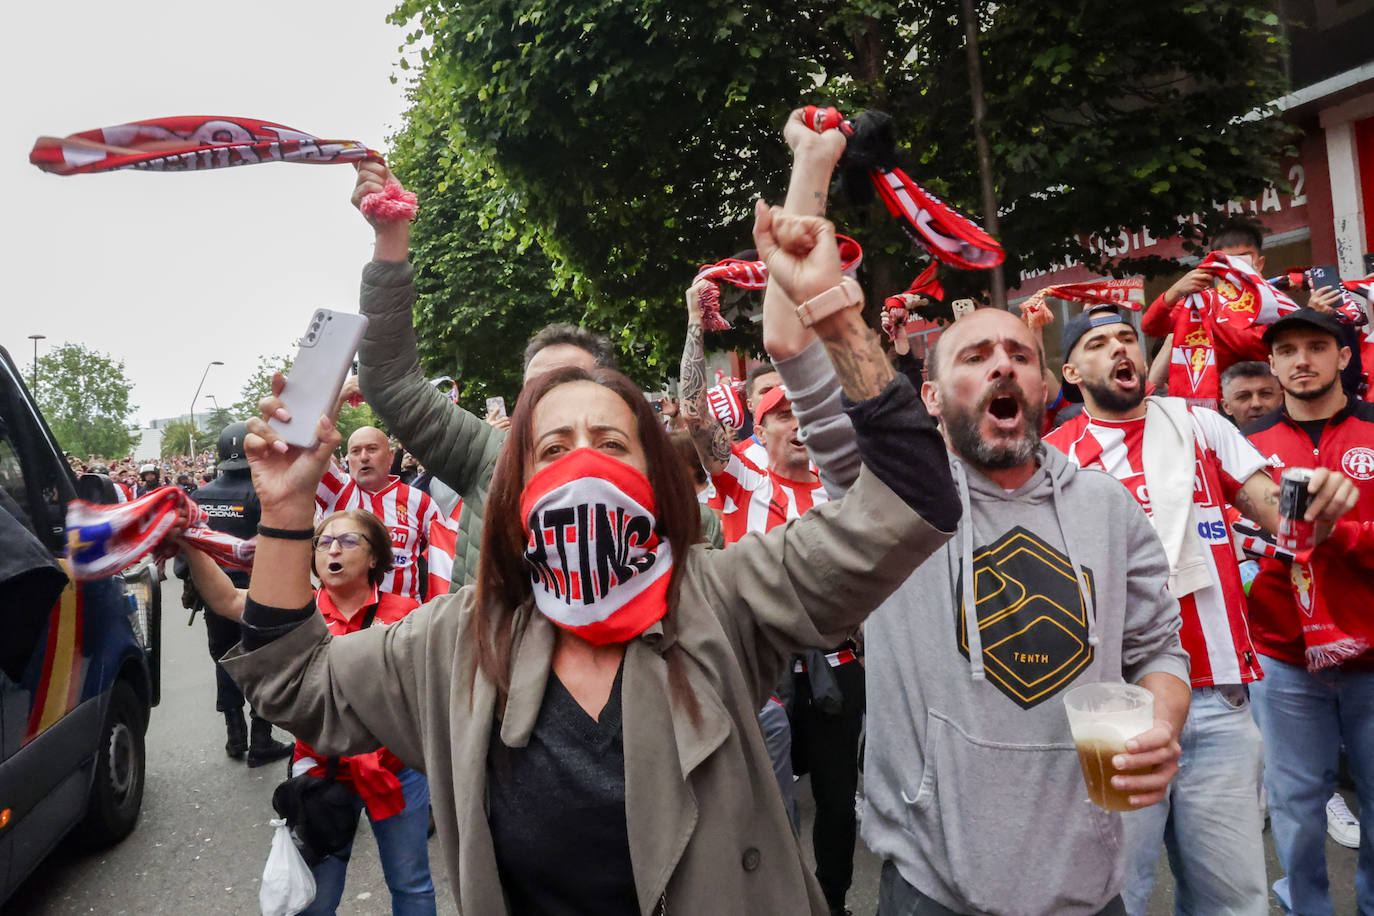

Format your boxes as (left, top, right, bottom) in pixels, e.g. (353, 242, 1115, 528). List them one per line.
(179, 424, 290, 766)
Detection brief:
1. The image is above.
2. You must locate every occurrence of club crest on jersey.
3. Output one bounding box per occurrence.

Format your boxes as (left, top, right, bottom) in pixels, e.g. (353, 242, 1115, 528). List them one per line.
(1291, 561, 1315, 616)
(395, 503, 409, 527)
(1217, 279, 1259, 317)
(1342, 447, 1374, 481)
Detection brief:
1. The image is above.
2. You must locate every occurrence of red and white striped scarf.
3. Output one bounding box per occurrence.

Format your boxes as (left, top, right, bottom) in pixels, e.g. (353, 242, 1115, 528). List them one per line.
(31, 115, 416, 221)
(66, 487, 253, 582)
(1275, 269, 1372, 326)
(1189, 251, 1298, 329)
(692, 235, 862, 331)
(803, 106, 1004, 271)
(883, 263, 944, 340)
(1039, 277, 1144, 310)
(706, 382, 745, 428)
(425, 504, 463, 599)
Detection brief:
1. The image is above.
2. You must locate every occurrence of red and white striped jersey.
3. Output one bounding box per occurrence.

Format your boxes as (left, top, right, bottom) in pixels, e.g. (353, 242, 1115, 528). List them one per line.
(425, 503, 463, 599)
(1045, 404, 1268, 686)
(734, 436, 769, 471)
(316, 465, 441, 602)
(711, 453, 829, 544)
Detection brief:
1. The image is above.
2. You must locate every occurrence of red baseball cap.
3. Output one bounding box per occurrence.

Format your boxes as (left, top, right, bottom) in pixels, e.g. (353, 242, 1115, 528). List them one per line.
(754, 386, 791, 424)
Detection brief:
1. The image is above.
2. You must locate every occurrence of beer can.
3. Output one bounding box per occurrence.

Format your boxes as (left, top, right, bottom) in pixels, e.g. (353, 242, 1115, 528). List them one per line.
(1277, 467, 1316, 555)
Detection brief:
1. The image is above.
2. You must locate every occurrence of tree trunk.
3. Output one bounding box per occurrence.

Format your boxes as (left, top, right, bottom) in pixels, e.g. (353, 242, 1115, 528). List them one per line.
(960, 0, 1006, 308)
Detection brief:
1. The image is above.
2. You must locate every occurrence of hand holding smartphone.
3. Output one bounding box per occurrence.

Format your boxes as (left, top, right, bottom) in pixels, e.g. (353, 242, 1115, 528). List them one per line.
(269, 309, 370, 448)
(1306, 265, 1341, 292)
(485, 396, 507, 421)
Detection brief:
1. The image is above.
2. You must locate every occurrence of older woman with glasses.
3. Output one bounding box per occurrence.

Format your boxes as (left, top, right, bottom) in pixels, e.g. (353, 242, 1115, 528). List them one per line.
(179, 508, 436, 916)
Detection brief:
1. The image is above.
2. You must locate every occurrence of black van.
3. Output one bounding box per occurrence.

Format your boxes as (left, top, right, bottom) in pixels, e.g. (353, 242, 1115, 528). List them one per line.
(0, 344, 160, 904)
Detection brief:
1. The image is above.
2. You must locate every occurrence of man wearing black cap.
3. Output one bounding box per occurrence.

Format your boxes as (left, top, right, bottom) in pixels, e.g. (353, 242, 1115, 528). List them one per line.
(174, 422, 291, 767)
(1046, 305, 1357, 916)
(1242, 308, 1374, 916)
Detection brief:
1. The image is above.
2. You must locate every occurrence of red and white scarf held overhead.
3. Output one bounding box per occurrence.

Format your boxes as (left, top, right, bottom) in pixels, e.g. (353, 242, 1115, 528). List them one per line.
(692, 234, 862, 331)
(1273, 268, 1371, 327)
(66, 486, 254, 582)
(802, 106, 1004, 272)
(882, 262, 945, 341)
(1162, 251, 1299, 403)
(1189, 251, 1298, 329)
(30, 115, 417, 222)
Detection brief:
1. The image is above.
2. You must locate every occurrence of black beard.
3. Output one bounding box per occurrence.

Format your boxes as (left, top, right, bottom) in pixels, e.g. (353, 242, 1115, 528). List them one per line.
(1080, 376, 1146, 413)
(940, 382, 1045, 471)
(1285, 376, 1337, 402)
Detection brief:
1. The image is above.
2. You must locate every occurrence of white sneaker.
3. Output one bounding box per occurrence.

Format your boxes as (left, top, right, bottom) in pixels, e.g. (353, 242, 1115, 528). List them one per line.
(1327, 793, 1360, 849)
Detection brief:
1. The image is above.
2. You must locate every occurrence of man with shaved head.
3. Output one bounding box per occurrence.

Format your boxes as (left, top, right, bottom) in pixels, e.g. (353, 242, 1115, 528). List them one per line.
(759, 109, 1189, 915)
(316, 425, 441, 602)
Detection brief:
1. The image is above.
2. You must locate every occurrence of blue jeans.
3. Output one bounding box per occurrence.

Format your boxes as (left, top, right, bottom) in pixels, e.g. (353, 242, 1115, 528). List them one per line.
(301, 766, 437, 916)
(877, 860, 1126, 915)
(1120, 685, 1267, 916)
(1250, 657, 1374, 916)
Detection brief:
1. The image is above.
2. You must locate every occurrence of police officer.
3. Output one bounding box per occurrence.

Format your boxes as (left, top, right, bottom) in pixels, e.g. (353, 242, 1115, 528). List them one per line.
(176, 422, 291, 767)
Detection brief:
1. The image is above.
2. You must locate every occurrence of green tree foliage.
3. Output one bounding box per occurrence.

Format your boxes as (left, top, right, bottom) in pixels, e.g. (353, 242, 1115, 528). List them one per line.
(159, 418, 216, 459)
(231, 353, 294, 421)
(34, 343, 137, 458)
(206, 406, 236, 436)
(386, 74, 593, 408)
(389, 0, 1290, 377)
(335, 402, 387, 455)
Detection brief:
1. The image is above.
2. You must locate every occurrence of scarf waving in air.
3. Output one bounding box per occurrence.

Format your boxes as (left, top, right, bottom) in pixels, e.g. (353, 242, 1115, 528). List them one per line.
(30, 115, 417, 221)
(692, 235, 862, 331)
(66, 487, 254, 582)
(803, 106, 1004, 271)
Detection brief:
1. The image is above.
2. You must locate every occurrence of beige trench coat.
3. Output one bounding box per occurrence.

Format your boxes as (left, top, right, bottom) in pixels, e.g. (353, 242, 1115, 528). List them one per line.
(222, 467, 950, 914)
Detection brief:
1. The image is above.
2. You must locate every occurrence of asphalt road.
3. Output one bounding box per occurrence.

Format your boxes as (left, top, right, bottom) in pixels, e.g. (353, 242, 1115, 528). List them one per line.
(5, 578, 1361, 914)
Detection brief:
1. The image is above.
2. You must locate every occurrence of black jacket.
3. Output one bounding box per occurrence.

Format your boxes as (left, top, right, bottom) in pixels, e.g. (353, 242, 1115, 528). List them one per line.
(176, 469, 260, 588)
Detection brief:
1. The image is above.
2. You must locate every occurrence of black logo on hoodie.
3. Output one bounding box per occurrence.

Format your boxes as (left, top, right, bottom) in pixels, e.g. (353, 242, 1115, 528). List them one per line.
(956, 526, 1095, 709)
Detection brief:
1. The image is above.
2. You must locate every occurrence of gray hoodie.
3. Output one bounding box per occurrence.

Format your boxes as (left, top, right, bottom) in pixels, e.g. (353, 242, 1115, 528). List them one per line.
(776, 342, 1190, 916)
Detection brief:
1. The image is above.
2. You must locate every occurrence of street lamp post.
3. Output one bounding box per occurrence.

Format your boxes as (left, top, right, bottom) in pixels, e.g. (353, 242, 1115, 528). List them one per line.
(190, 360, 224, 458)
(27, 334, 45, 391)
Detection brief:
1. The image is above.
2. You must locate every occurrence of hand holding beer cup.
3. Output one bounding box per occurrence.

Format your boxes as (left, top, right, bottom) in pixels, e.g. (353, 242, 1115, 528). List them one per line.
(1063, 683, 1180, 810)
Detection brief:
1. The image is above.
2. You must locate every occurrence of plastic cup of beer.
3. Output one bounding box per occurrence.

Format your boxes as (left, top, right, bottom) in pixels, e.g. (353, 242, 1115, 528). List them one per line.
(1062, 682, 1154, 811)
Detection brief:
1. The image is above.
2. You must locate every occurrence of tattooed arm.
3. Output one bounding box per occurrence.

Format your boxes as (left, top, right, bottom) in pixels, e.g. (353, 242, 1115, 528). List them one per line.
(679, 281, 734, 475)
(1235, 466, 1358, 544)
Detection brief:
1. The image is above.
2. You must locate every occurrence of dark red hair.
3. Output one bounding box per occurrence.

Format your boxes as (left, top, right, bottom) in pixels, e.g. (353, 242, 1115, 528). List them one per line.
(473, 367, 702, 715)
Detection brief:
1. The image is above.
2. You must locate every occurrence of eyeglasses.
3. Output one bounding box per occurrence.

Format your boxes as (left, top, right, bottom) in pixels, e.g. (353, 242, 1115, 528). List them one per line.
(313, 532, 372, 551)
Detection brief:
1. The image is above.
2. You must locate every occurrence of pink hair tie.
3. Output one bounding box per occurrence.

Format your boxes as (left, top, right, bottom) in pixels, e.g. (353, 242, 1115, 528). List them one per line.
(360, 179, 418, 223)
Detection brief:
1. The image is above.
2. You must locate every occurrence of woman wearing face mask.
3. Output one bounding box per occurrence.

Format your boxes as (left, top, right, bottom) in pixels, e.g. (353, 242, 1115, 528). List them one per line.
(220, 200, 961, 914)
(179, 509, 436, 915)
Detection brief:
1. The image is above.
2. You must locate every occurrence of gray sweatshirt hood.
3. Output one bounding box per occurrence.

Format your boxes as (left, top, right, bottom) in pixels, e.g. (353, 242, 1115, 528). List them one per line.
(949, 446, 1099, 683)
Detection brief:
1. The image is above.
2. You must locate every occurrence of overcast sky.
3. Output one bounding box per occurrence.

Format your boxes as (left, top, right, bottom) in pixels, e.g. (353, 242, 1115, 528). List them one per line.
(2, 1, 413, 426)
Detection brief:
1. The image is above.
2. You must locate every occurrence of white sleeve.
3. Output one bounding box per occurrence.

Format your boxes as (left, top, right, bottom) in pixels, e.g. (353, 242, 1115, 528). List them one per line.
(1192, 407, 1269, 487)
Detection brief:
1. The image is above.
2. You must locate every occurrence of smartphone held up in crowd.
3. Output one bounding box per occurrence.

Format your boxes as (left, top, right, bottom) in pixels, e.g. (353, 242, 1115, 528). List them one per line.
(269, 309, 370, 448)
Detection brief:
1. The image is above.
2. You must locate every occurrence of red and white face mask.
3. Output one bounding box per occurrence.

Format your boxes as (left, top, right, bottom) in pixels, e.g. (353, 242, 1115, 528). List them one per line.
(519, 448, 673, 645)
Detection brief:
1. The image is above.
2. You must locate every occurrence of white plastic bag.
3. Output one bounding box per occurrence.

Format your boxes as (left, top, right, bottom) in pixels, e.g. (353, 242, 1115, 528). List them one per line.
(260, 817, 316, 916)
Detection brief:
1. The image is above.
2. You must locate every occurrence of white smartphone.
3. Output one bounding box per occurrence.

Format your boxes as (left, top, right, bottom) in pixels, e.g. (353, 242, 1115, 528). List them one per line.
(485, 396, 507, 420)
(270, 309, 369, 448)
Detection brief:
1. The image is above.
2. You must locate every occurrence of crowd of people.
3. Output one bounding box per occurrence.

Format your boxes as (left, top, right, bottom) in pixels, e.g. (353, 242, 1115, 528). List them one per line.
(123, 107, 1374, 916)
(71, 452, 219, 499)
